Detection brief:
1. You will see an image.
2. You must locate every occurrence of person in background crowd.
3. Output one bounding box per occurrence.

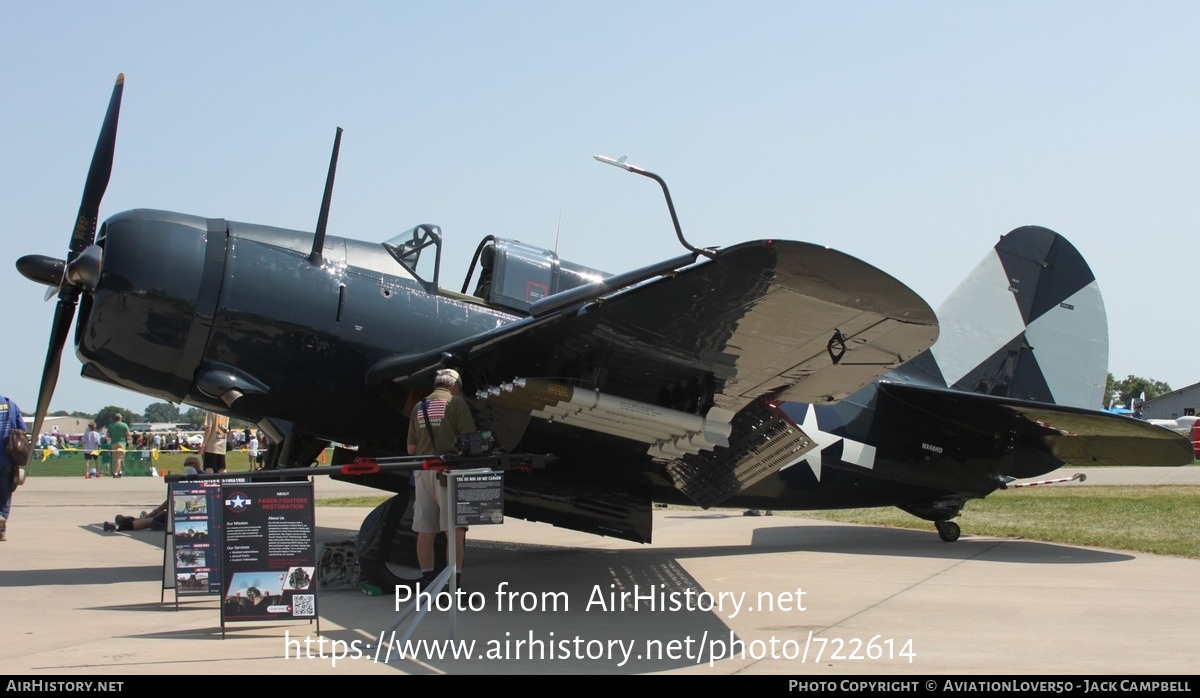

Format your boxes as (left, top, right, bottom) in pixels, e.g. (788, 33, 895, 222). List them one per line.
(106, 413, 130, 478)
(182, 455, 202, 476)
(247, 432, 259, 468)
(0, 395, 27, 542)
(81, 421, 102, 478)
(202, 411, 229, 473)
(104, 500, 168, 532)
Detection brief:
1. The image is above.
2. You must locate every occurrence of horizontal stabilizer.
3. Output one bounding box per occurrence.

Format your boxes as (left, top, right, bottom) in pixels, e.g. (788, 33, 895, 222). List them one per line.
(1004, 404, 1194, 466)
(880, 382, 1194, 467)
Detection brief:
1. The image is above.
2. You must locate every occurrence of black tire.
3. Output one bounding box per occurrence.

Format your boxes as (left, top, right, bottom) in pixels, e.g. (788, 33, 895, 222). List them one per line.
(360, 556, 421, 590)
(935, 520, 961, 542)
(355, 492, 446, 587)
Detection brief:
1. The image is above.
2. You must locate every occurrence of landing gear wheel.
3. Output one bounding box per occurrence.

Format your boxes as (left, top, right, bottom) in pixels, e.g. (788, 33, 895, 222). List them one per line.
(360, 557, 422, 590)
(935, 520, 961, 542)
(356, 492, 447, 589)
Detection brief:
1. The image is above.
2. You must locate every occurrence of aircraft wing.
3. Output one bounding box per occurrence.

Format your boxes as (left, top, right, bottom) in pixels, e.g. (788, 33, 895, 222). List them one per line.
(369, 239, 939, 414)
(878, 382, 1195, 468)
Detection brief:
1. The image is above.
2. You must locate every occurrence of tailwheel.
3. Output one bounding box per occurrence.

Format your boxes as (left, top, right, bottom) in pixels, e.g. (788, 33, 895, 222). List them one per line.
(935, 520, 961, 542)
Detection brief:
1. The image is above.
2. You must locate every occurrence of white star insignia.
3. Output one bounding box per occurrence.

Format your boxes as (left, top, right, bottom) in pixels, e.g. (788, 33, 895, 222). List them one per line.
(780, 404, 877, 480)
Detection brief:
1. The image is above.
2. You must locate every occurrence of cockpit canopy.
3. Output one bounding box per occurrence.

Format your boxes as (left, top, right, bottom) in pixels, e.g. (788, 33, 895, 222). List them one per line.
(469, 237, 609, 313)
(384, 224, 443, 288)
(385, 225, 610, 314)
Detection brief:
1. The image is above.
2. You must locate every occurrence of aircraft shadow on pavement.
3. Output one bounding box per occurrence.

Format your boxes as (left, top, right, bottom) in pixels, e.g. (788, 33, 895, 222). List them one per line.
(0, 564, 164, 588)
(360, 541, 737, 674)
(105, 537, 745, 675)
(15, 521, 1129, 674)
(293, 525, 1123, 674)
(659, 512, 1133, 564)
(335, 525, 1131, 673)
(746, 524, 1133, 564)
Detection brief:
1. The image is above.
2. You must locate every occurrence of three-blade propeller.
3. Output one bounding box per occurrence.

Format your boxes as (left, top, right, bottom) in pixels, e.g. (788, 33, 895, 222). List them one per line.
(15, 74, 123, 440)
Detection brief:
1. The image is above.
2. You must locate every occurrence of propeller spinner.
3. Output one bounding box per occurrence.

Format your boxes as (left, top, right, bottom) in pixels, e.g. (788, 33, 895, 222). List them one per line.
(15, 73, 124, 440)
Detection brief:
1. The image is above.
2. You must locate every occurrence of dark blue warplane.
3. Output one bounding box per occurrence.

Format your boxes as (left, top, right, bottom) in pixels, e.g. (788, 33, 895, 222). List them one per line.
(17, 75, 1191, 586)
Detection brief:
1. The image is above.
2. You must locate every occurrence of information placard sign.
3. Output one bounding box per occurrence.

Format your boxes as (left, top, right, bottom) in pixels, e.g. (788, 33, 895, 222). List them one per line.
(453, 469, 504, 526)
(169, 478, 244, 596)
(220, 481, 318, 624)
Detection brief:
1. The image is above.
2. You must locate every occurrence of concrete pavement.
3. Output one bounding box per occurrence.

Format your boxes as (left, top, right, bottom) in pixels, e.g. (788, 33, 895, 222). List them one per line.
(1, 466, 1197, 675)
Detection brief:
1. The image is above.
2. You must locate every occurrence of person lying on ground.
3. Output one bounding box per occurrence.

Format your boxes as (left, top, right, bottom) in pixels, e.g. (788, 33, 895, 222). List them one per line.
(103, 500, 167, 532)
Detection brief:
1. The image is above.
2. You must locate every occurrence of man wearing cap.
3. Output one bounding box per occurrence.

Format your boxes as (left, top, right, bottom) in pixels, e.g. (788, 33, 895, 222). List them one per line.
(81, 421, 102, 478)
(406, 368, 476, 589)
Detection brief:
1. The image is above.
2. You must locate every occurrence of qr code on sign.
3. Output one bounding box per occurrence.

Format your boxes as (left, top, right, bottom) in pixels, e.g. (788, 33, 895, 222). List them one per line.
(292, 594, 316, 617)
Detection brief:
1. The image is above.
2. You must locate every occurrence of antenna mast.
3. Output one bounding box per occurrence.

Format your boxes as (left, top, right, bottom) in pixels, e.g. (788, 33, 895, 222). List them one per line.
(310, 127, 344, 264)
(554, 207, 562, 256)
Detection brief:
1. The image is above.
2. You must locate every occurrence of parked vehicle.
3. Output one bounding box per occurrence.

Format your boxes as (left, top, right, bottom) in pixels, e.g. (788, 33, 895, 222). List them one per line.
(1150, 416, 1200, 458)
(1185, 418, 1200, 458)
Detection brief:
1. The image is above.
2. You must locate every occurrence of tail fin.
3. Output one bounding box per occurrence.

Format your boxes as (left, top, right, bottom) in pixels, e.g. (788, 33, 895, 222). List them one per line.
(923, 226, 1108, 409)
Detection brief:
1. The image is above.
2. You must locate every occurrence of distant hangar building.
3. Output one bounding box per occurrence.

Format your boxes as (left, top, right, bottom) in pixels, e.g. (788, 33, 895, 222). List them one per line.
(1141, 381, 1200, 420)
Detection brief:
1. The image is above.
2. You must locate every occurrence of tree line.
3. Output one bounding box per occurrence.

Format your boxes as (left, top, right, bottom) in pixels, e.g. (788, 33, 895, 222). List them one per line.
(44, 402, 255, 431)
(1106, 373, 1173, 409)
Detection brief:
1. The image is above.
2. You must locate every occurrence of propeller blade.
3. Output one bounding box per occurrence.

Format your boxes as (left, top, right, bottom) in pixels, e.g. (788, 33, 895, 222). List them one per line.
(29, 73, 125, 441)
(68, 73, 124, 262)
(32, 295, 78, 443)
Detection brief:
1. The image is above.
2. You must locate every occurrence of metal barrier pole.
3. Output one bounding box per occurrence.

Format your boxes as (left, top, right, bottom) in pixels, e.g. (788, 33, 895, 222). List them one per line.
(445, 471, 459, 642)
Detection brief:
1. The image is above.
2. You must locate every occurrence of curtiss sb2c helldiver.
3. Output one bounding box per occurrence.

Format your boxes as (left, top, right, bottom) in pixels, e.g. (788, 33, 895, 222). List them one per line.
(17, 75, 1192, 587)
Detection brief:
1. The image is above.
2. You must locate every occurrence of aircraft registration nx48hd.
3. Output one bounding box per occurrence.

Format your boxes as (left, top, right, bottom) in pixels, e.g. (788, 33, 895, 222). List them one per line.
(17, 76, 1192, 586)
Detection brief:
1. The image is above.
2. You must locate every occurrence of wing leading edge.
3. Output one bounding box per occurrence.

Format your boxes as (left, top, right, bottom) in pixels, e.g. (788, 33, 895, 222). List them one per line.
(370, 239, 939, 413)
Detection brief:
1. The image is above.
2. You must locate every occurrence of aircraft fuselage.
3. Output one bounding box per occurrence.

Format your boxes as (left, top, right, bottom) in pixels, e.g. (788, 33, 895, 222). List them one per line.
(80, 209, 517, 452)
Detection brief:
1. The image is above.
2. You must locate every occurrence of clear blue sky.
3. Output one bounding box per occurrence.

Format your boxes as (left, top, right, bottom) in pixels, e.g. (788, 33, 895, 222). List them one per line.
(3, 2, 1198, 416)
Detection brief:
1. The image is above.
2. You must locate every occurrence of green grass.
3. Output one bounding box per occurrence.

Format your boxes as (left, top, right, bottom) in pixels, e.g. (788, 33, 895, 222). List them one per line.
(766, 486, 1200, 559)
(31, 452, 1199, 558)
(320, 496, 393, 507)
(28, 449, 272, 477)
